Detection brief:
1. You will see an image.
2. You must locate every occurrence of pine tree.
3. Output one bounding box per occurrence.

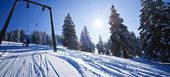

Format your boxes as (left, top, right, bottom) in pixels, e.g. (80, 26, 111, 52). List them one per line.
(8, 31, 14, 41)
(31, 31, 42, 45)
(41, 32, 47, 45)
(109, 5, 123, 57)
(139, 0, 170, 62)
(46, 35, 52, 46)
(96, 35, 104, 54)
(103, 42, 109, 55)
(110, 24, 130, 57)
(37, 31, 42, 45)
(13, 29, 20, 42)
(109, 5, 139, 58)
(27, 30, 53, 46)
(31, 31, 37, 44)
(80, 26, 94, 52)
(3, 32, 8, 41)
(92, 43, 96, 52)
(129, 32, 142, 56)
(20, 29, 26, 42)
(56, 35, 64, 45)
(62, 13, 79, 50)
(104, 38, 112, 55)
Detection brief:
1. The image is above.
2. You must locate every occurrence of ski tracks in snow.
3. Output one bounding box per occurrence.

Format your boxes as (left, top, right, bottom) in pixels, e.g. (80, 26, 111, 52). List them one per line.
(53, 49, 170, 77)
(0, 52, 82, 77)
(0, 44, 170, 77)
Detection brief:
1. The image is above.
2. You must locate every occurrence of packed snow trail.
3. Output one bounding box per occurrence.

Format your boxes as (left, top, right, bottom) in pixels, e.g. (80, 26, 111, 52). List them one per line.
(0, 41, 170, 77)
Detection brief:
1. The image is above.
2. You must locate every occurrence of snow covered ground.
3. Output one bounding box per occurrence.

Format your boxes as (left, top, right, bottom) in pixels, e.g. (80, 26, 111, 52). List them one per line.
(0, 41, 170, 77)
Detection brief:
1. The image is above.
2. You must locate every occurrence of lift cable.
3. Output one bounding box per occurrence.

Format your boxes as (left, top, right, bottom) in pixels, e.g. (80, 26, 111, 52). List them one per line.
(26, 2, 30, 33)
(34, 0, 49, 27)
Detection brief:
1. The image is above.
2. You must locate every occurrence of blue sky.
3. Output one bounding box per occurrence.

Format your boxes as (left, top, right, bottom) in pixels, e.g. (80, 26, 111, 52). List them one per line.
(1, 0, 167, 44)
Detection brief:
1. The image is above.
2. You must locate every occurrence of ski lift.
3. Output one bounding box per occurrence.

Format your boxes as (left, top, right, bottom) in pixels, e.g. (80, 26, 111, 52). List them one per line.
(34, 6, 46, 27)
(42, 6, 45, 11)
(26, 1, 39, 28)
(0, 0, 57, 52)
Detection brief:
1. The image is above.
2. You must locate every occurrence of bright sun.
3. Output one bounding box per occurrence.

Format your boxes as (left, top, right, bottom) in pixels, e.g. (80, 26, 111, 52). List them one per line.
(93, 19, 103, 28)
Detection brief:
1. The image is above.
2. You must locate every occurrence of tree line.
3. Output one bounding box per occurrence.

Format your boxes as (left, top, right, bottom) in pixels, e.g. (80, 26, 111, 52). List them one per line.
(3, 29, 63, 46)
(61, 0, 170, 62)
(62, 14, 95, 52)
(62, 11, 141, 58)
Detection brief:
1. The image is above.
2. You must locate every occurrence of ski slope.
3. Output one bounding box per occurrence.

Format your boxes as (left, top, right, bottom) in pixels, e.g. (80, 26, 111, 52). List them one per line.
(0, 41, 170, 77)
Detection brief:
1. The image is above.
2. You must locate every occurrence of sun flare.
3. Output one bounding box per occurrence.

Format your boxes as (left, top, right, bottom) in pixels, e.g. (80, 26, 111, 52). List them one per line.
(93, 19, 103, 28)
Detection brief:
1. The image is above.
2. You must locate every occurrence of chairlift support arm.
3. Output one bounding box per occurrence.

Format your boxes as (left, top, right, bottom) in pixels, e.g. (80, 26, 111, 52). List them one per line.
(22, 0, 50, 9)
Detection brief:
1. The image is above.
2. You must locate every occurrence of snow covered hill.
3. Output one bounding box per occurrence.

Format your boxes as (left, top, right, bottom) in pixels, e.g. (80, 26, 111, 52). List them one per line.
(0, 41, 170, 77)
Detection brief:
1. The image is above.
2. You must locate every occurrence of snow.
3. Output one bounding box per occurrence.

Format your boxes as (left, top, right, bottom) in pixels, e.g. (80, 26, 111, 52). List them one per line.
(0, 41, 170, 77)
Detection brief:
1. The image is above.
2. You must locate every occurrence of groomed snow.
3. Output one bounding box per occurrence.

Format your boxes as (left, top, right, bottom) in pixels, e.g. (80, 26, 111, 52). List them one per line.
(0, 41, 170, 77)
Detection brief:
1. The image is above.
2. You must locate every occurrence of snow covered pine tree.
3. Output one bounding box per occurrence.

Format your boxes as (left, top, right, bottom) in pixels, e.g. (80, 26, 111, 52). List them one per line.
(139, 0, 170, 62)
(80, 26, 94, 52)
(104, 38, 112, 55)
(62, 13, 79, 50)
(109, 5, 140, 58)
(20, 29, 26, 42)
(96, 35, 105, 54)
(31, 31, 42, 45)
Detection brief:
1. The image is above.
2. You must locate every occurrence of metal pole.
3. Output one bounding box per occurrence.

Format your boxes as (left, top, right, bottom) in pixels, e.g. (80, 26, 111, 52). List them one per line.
(0, 0, 18, 44)
(49, 7, 57, 52)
